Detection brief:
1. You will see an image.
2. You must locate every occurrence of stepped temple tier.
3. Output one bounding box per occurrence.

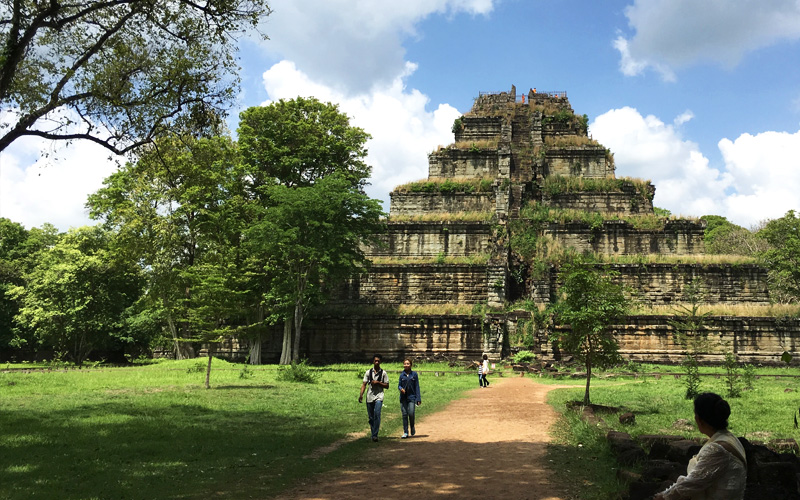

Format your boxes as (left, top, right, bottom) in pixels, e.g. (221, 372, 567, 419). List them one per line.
(250, 85, 797, 365)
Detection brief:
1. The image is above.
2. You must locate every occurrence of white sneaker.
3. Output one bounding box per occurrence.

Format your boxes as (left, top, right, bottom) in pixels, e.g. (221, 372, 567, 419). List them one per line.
(401, 433, 408, 439)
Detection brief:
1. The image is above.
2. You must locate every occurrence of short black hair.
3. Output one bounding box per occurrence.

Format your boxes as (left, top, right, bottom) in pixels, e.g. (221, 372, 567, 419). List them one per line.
(372, 354, 382, 361)
(694, 392, 731, 430)
(482, 354, 488, 360)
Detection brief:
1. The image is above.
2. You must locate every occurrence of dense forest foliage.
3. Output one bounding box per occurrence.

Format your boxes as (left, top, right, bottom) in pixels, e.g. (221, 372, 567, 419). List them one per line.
(0, 97, 385, 365)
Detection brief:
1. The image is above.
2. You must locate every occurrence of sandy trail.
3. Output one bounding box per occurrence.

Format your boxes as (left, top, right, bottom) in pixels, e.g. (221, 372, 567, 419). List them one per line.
(276, 376, 571, 500)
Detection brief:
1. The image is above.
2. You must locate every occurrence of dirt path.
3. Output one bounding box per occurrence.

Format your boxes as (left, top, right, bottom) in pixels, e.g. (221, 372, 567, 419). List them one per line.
(277, 376, 571, 500)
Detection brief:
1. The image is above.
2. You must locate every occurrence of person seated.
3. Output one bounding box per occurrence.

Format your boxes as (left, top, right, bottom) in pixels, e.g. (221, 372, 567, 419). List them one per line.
(654, 392, 746, 500)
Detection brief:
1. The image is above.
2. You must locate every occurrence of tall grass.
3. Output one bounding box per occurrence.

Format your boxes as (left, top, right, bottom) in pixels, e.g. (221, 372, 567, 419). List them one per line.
(393, 177, 494, 194)
(541, 175, 653, 200)
(520, 203, 699, 231)
(388, 211, 494, 222)
(370, 254, 491, 266)
(594, 253, 758, 265)
(629, 303, 800, 317)
(543, 135, 599, 147)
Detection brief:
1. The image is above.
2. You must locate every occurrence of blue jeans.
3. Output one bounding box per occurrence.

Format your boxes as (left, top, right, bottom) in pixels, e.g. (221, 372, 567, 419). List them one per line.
(366, 400, 383, 438)
(400, 400, 416, 434)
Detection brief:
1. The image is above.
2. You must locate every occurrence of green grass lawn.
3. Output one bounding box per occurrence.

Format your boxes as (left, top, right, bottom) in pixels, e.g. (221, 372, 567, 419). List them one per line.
(0, 359, 477, 500)
(542, 366, 800, 500)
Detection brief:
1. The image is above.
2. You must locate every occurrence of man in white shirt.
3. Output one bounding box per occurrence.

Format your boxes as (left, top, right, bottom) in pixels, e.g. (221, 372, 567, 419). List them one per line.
(358, 354, 389, 442)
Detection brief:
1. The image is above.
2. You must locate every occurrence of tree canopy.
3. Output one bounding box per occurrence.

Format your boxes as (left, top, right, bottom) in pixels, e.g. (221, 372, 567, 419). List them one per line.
(8, 226, 143, 365)
(0, 0, 271, 155)
(237, 98, 383, 364)
(237, 97, 371, 189)
(758, 209, 800, 303)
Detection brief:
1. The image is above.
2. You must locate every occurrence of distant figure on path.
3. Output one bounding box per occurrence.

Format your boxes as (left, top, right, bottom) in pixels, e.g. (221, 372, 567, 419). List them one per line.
(654, 392, 746, 500)
(358, 354, 389, 442)
(481, 354, 490, 388)
(398, 358, 421, 438)
(477, 358, 484, 387)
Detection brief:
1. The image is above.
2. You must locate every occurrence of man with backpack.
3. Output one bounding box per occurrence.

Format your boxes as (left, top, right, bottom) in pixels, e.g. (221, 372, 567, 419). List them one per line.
(358, 354, 389, 442)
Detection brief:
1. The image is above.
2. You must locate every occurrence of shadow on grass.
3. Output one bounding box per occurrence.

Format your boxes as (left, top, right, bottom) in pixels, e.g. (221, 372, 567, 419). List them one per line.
(0, 392, 363, 500)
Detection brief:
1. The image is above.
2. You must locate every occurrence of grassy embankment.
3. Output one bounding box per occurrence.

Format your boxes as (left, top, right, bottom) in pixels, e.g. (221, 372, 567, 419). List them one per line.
(0, 359, 476, 500)
(542, 365, 800, 499)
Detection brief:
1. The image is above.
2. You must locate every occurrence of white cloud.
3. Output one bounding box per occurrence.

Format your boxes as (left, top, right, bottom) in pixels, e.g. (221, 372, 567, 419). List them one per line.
(0, 136, 120, 231)
(592, 107, 800, 227)
(590, 107, 732, 217)
(615, 0, 800, 79)
(255, 0, 495, 93)
(718, 130, 800, 226)
(260, 60, 461, 209)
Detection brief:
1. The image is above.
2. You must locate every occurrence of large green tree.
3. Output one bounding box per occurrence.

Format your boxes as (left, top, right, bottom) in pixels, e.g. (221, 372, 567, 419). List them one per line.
(758, 209, 800, 303)
(237, 97, 371, 189)
(701, 215, 766, 255)
(237, 97, 382, 364)
(8, 226, 142, 365)
(0, 219, 59, 356)
(552, 260, 629, 405)
(88, 133, 242, 358)
(245, 175, 384, 364)
(0, 0, 271, 154)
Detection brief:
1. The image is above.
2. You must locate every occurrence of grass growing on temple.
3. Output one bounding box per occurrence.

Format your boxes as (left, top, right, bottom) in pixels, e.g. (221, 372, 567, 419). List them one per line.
(0, 359, 477, 499)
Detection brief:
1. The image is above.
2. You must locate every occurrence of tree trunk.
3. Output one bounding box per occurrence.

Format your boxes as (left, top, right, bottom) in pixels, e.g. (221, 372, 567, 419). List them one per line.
(279, 316, 292, 365)
(248, 305, 265, 365)
(292, 302, 304, 362)
(167, 315, 184, 360)
(205, 344, 214, 389)
(584, 357, 592, 405)
(249, 334, 262, 365)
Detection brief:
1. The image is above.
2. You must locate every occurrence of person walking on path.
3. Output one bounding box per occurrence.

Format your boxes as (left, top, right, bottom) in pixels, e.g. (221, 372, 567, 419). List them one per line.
(358, 354, 389, 442)
(477, 358, 484, 387)
(480, 354, 490, 388)
(398, 358, 421, 438)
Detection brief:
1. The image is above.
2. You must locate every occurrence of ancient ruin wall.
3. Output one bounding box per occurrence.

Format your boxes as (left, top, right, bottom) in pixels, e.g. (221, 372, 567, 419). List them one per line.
(544, 146, 614, 178)
(454, 116, 502, 142)
(390, 192, 495, 216)
(364, 221, 493, 258)
(611, 316, 800, 365)
(346, 264, 490, 306)
(428, 149, 504, 178)
(544, 220, 705, 255)
(260, 315, 487, 363)
(542, 191, 654, 215)
(526, 264, 769, 306)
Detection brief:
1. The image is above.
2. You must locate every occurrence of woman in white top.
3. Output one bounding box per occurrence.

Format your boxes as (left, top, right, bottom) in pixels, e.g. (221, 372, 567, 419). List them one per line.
(654, 392, 747, 500)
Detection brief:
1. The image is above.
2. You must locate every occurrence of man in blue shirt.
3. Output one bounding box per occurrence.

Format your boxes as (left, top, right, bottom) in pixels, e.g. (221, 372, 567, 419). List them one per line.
(398, 358, 422, 438)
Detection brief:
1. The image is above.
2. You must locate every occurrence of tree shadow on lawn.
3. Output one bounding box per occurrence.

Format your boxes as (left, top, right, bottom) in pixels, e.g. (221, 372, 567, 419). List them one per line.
(0, 396, 362, 500)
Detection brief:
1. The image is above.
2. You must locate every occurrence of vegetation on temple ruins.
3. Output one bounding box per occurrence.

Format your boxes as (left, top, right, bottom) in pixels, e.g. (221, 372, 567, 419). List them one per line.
(369, 254, 491, 266)
(542, 135, 599, 147)
(393, 177, 494, 194)
(757, 210, 800, 304)
(541, 175, 654, 202)
(388, 211, 494, 222)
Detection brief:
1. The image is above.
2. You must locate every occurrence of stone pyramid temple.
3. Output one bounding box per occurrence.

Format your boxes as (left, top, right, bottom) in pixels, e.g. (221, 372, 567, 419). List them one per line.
(260, 85, 797, 364)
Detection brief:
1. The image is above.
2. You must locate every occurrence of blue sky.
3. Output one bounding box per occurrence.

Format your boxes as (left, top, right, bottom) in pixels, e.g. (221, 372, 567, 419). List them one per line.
(2, 0, 800, 230)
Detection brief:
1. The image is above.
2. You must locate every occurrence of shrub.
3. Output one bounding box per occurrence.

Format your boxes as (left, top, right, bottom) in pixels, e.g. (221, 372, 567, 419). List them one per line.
(512, 350, 537, 363)
(277, 359, 320, 383)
